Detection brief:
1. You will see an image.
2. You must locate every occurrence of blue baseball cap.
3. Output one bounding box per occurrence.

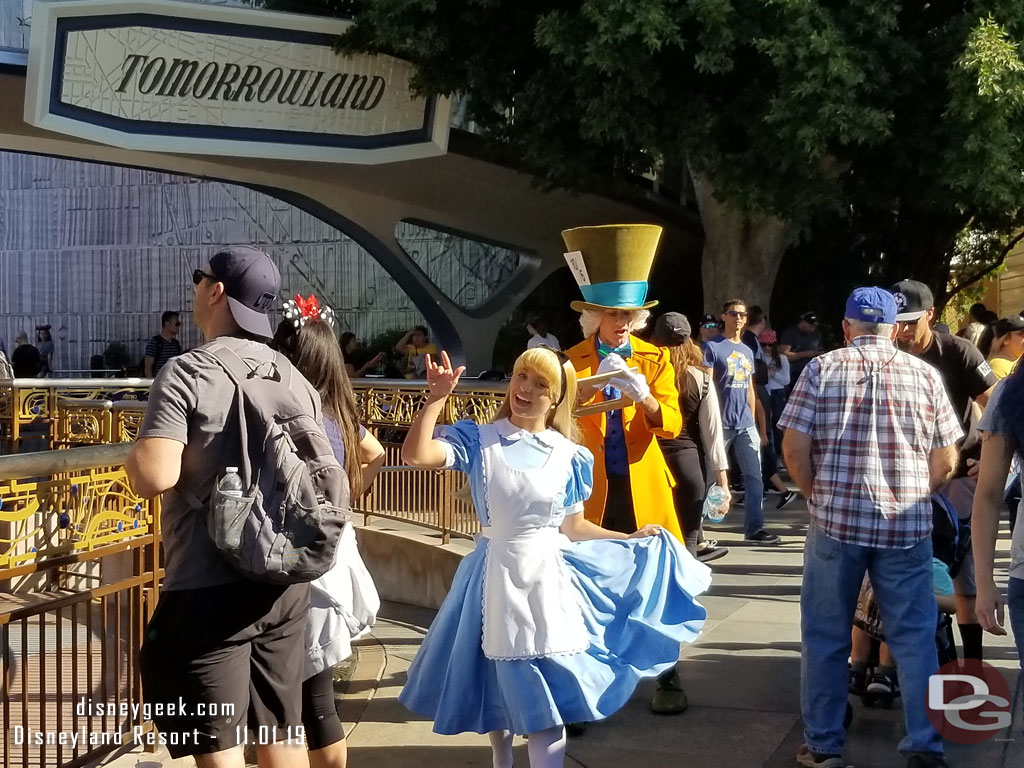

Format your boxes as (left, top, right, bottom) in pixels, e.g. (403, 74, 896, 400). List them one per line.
(845, 287, 897, 325)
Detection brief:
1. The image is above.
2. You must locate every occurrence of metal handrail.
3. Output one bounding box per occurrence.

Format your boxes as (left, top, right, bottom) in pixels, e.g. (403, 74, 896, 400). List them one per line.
(6, 377, 153, 388)
(0, 444, 132, 480)
(6, 377, 506, 391)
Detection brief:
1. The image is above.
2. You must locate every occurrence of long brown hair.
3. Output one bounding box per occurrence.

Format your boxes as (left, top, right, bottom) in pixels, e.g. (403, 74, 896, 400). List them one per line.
(272, 319, 363, 492)
(667, 338, 710, 400)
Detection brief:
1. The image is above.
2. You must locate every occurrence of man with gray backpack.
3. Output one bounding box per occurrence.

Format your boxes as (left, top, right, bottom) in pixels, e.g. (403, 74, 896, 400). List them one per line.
(127, 246, 348, 768)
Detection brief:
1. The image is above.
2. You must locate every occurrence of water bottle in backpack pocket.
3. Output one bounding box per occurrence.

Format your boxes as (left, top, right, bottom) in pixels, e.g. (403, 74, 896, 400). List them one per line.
(209, 467, 255, 552)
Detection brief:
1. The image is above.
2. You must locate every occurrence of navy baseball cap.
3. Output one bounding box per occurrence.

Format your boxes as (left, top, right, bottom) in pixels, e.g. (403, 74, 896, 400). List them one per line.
(845, 287, 897, 325)
(889, 279, 934, 322)
(209, 246, 280, 338)
(653, 312, 692, 345)
(699, 313, 720, 328)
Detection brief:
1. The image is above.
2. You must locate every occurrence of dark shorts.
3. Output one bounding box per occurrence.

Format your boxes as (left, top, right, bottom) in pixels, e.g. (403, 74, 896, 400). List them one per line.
(140, 581, 309, 758)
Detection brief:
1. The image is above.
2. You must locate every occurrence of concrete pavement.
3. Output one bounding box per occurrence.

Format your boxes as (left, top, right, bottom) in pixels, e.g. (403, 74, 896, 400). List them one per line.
(98, 499, 1023, 767)
(345, 501, 1022, 768)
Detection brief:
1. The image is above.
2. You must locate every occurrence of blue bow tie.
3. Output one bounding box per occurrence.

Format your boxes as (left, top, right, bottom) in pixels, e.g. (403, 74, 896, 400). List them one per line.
(597, 341, 632, 359)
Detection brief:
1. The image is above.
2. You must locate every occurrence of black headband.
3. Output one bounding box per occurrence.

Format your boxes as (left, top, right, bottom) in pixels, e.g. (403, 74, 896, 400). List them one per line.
(536, 345, 570, 405)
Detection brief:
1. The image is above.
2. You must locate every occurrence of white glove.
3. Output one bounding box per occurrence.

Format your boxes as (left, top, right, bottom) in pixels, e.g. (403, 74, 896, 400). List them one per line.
(596, 353, 630, 377)
(609, 370, 650, 402)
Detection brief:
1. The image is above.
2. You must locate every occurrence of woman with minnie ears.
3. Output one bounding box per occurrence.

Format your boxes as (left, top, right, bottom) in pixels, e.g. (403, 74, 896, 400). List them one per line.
(271, 294, 387, 768)
(400, 347, 710, 768)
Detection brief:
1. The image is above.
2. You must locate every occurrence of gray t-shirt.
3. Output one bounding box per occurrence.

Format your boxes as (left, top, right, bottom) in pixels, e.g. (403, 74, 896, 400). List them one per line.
(977, 379, 1024, 581)
(139, 336, 321, 591)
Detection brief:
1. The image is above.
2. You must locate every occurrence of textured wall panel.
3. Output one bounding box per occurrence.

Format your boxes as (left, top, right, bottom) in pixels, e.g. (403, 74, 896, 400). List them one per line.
(0, 150, 516, 373)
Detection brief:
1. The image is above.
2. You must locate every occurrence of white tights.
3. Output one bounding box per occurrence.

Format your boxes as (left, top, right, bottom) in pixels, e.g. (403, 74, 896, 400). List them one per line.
(488, 727, 567, 768)
(489, 730, 513, 768)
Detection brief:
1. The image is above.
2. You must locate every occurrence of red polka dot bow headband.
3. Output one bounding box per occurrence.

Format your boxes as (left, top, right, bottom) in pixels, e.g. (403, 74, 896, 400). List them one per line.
(283, 293, 335, 328)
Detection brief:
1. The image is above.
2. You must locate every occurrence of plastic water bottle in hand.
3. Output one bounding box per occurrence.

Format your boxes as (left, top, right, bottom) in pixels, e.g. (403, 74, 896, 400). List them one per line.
(703, 484, 729, 523)
(218, 467, 245, 498)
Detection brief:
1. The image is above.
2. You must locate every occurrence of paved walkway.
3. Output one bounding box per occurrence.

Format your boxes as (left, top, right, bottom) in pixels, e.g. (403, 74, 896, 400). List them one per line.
(102, 500, 1023, 767)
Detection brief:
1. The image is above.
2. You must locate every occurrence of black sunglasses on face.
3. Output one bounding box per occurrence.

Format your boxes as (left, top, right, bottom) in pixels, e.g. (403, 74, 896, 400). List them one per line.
(725, 310, 748, 318)
(192, 269, 218, 286)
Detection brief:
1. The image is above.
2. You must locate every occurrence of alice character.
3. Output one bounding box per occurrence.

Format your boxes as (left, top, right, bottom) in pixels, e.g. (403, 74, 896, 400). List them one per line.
(400, 348, 711, 768)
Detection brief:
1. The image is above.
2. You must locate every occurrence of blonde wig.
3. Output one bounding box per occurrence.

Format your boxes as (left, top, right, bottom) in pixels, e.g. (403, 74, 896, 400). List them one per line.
(494, 347, 579, 443)
(578, 308, 651, 339)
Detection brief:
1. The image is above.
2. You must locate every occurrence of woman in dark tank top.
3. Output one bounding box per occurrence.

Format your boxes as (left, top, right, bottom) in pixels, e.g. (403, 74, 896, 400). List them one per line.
(652, 314, 732, 559)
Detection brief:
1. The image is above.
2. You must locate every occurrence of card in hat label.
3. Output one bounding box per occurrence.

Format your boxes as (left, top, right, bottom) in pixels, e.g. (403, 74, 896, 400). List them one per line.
(564, 251, 592, 287)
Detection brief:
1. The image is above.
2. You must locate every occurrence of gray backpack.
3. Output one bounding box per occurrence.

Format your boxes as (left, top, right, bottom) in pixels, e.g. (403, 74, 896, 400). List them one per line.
(196, 341, 351, 584)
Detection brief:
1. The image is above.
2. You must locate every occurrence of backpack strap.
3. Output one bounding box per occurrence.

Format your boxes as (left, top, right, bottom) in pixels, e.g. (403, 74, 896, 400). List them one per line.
(200, 340, 291, 388)
(191, 341, 287, 490)
(699, 369, 711, 403)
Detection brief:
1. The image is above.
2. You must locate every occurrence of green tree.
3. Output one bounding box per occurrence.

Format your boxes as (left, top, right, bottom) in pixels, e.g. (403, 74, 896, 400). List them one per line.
(818, 13, 1024, 307)
(267, 1, 1024, 311)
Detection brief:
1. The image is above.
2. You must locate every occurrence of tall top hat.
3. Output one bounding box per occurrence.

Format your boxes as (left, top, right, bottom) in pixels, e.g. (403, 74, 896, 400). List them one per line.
(561, 224, 662, 312)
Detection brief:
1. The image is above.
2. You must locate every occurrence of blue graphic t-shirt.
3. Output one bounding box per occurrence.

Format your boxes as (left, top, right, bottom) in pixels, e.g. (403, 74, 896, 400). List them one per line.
(703, 336, 755, 430)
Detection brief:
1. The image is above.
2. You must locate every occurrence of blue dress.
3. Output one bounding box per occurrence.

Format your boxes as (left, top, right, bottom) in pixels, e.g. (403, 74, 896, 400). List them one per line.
(399, 419, 711, 736)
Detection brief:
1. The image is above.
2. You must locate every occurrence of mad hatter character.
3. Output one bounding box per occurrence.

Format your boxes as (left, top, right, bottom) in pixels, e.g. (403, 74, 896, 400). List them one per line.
(563, 224, 692, 714)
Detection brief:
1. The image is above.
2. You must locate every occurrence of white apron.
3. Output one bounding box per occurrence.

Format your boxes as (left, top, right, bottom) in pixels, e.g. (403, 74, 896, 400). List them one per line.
(478, 424, 590, 660)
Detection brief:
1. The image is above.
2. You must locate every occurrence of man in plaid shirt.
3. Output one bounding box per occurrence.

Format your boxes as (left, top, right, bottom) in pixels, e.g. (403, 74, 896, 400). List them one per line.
(779, 287, 962, 768)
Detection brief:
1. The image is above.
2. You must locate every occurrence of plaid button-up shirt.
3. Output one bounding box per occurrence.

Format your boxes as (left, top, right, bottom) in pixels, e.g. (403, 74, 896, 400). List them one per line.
(778, 335, 963, 548)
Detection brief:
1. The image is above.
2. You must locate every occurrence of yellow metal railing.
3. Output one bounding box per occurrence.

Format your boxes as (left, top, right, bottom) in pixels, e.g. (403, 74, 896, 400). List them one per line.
(1, 378, 505, 450)
(0, 379, 151, 452)
(0, 445, 161, 768)
(0, 378, 505, 542)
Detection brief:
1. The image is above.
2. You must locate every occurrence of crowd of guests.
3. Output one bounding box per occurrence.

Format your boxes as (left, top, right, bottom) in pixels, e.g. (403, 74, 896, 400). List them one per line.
(0, 325, 55, 378)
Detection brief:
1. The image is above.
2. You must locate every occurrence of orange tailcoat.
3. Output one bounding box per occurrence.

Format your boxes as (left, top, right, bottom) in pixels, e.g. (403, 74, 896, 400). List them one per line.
(566, 335, 683, 541)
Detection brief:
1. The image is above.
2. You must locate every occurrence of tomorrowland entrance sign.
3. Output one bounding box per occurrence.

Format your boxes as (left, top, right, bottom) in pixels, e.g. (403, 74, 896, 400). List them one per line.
(24, 0, 451, 163)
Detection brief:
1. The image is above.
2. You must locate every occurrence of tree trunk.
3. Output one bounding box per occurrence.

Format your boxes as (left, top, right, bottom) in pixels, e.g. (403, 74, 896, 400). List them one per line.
(691, 171, 790, 312)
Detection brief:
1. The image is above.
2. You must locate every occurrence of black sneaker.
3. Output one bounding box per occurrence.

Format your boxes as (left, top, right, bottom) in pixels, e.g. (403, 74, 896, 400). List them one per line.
(696, 542, 729, 563)
(864, 667, 900, 708)
(848, 663, 868, 695)
(733, 493, 745, 506)
(744, 530, 781, 545)
(776, 490, 797, 510)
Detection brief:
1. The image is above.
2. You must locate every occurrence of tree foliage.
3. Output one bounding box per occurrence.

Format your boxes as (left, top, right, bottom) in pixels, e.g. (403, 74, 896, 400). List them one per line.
(267, 0, 1024, 309)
